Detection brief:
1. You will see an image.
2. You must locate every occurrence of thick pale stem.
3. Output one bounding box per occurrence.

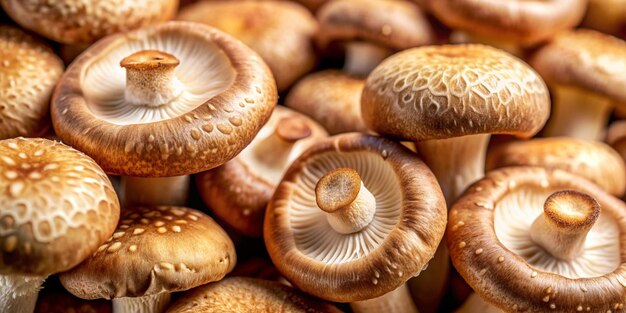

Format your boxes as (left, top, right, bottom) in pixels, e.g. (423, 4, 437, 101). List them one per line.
(0, 274, 44, 313)
(344, 42, 392, 77)
(253, 117, 312, 173)
(450, 31, 523, 57)
(112, 293, 171, 313)
(543, 85, 613, 140)
(351, 284, 419, 313)
(530, 190, 600, 261)
(455, 293, 503, 313)
(120, 50, 182, 107)
(316, 168, 376, 234)
(121, 176, 189, 207)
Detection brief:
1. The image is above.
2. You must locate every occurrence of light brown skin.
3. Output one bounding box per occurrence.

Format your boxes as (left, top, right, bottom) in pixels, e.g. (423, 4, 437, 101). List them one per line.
(583, 0, 626, 38)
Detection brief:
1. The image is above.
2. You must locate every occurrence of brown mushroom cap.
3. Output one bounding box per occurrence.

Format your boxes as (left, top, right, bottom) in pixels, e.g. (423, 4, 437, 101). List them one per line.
(177, 0, 317, 92)
(427, 0, 586, 45)
(583, 0, 626, 36)
(448, 167, 626, 312)
(0, 0, 178, 44)
(166, 277, 343, 313)
(486, 137, 626, 197)
(51, 21, 277, 177)
(362, 44, 550, 141)
(59, 206, 236, 299)
(0, 26, 63, 140)
(0, 137, 120, 276)
(264, 133, 446, 302)
(285, 70, 367, 134)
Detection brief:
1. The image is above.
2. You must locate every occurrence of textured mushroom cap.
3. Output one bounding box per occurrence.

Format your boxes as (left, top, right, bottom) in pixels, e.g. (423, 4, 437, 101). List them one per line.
(0, 26, 63, 140)
(427, 0, 586, 45)
(197, 106, 327, 237)
(166, 277, 343, 313)
(487, 138, 626, 197)
(448, 167, 626, 312)
(362, 44, 550, 141)
(52, 21, 277, 177)
(264, 133, 446, 302)
(317, 0, 433, 50)
(285, 70, 367, 134)
(0, 0, 178, 44)
(177, 0, 317, 92)
(531, 29, 626, 103)
(60, 206, 236, 299)
(0, 138, 120, 276)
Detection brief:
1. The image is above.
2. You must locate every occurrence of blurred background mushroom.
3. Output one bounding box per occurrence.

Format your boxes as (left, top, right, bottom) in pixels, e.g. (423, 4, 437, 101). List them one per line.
(583, 0, 626, 38)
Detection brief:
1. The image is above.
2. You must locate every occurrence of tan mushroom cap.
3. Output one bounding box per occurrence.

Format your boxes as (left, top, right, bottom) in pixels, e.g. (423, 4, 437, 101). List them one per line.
(362, 44, 550, 141)
(264, 133, 446, 302)
(317, 0, 433, 50)
(166, 277, 343, 313)
(0, 26, 63, 140)
(52, 21, 277, 177)
(285, 70, 367, 134)
(60, 206, 235, 299)
(427, 0, 586, 45)
(531, 29, 626, 104)
(448, 167, 626, 312)
(0, 138, 120, 276)
(486, 137, 626, 197)
(0, 0, 178, 44)
(177, 0, 317, 92)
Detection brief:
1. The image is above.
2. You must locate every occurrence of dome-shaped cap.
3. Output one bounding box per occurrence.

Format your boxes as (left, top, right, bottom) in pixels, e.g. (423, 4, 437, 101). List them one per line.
(264, 133, 446, 302)
(362, 44, 550, 141)
(52, 21, 277, 177)
(0, 138, 120, 276)
(0, 26, 63, 140)
(1, 0, 178, 44)
(60, 206, 236, 299)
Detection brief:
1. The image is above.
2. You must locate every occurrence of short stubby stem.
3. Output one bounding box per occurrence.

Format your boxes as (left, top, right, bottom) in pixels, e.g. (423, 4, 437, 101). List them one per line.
(316, 168, 376, 234)
(112, 292, 171, 313)
(530, 190, 601, 261)
(0, 274, 44, 313)
(344, 42, 392, 77)
(120, 50, 182, 107)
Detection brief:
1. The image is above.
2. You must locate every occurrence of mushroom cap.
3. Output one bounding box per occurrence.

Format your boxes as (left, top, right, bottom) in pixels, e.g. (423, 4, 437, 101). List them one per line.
(0, 26, 63, 140)
(264, 133, 446, 302)
(197, 106, 327, 237)
(0, 0, 178, 44)
(362, 44, 550, 141)
(486, 137, 626, 197)
(51, 21, 277, 177)
(285, 70, 367, 134)
(531, 29, 626, 103)
(427, 0, 586, 45)
(59, 206, 236, 299)
(0, 137, 120, 276)
(166, 277, 343, 313)
(316, 0, 433, 50)
(447, 166, 626, 312)
(177, 0, 317, 92)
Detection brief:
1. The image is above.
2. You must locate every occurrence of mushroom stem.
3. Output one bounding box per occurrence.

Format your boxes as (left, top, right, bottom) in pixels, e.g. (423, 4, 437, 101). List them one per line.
(543, 85, 613, 140)
(120, 50, 182, 107)
(350, 284, 419, 313)
(121, 175, 189, 207)
(450, 31, 523, 57)
(530, 190, 601, 261)
(344, 42, 392, 77)
(455, 293, 503, 313)
(112, 293, 171, 313)
(315, 168, 376, 234)
(0, 274, 44, 313)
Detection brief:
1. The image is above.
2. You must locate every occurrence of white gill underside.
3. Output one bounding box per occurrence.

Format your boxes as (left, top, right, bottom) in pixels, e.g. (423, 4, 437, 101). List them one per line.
(81, 32, 235, 125)
(494, 187, 620, 278)
(289, 152, 402, 264)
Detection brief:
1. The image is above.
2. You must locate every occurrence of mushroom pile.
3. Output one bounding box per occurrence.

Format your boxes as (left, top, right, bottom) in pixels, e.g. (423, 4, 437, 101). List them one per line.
(3, 1, 626, 313)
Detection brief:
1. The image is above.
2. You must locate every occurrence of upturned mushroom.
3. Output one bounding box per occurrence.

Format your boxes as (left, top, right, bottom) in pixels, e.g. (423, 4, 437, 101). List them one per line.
(531, 29, 626, 140)
(448, 166, 626, 311)
(51, 21, 277, 207)
(265, 133, 446, 313)
(60, 206, 236, 313)
(0, 137, 120, 313)
(0, 26, 63, 140)
(0, 0, 178, 44)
